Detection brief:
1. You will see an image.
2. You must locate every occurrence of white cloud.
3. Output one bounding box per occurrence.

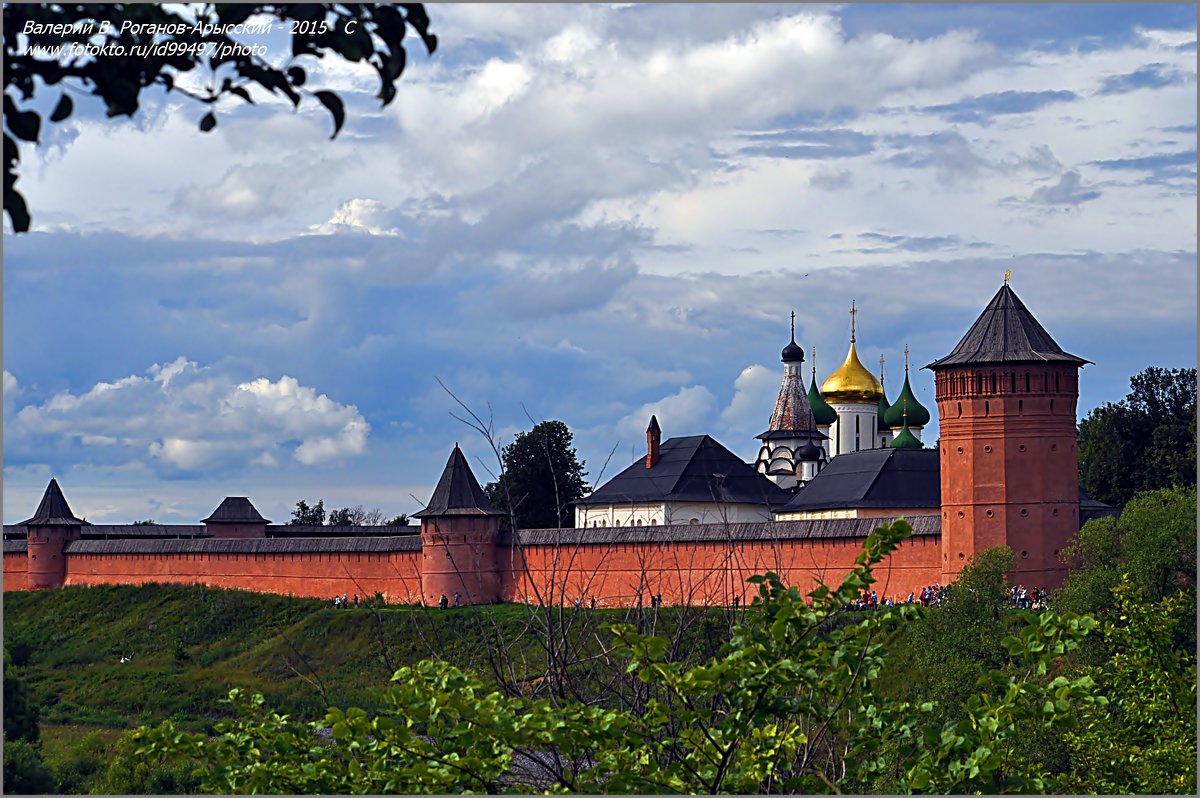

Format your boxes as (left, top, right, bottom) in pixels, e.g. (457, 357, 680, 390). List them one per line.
(12, 358, 369, 473)
(616, 384, 717, 442)
(718, 364, 778, 440)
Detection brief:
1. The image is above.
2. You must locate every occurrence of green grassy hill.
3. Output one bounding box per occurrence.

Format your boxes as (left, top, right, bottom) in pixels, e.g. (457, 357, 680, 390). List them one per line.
(4, 583, 735, 732)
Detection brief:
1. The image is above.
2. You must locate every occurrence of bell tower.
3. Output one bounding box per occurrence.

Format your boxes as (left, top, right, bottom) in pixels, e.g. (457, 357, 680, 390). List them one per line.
(926, 278, 1090, 589)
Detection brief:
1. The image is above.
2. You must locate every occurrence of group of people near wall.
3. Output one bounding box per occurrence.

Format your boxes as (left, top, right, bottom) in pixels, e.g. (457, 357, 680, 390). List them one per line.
(332, 593, 358, 608)
(1010, 584, 1047, 610)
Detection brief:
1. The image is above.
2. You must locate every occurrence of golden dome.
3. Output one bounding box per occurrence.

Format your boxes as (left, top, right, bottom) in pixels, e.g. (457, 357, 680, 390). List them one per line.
(821, 342, 884, 403)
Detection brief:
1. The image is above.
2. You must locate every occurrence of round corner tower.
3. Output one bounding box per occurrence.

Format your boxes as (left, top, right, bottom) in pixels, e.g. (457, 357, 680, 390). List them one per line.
(414, 445, 504, 606)
(927, 281, 1090, 590)
(22, 478, 87, 589)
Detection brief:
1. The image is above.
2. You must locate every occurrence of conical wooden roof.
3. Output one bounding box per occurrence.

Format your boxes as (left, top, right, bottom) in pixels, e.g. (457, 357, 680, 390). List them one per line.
(19, 478, 86, 526)
(414, 445, 504, 517)
(926, 284, 1090, 369)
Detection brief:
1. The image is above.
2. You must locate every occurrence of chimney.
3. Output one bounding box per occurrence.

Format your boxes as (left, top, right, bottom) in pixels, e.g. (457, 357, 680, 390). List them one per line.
(646, 415, 661, 469)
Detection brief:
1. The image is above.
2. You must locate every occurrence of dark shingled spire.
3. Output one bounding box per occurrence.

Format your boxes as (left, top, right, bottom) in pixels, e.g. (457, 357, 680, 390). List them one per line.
(414, 445, 504, 518)
(19, 478, 87, 526)
(926, 284, 1091, 370)
(202, 497, 269, 524)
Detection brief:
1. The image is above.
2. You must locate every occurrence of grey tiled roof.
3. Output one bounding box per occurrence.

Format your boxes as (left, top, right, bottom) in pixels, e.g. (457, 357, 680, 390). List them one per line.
(4, 539, 28, 554)
(414, 446, 504, 518)
(780, 448, 940, 513)
(271, 525, 418, 537)
(509, 515, 939, 546)
(926, 284, 1090, 369)
(202, 497, 269, 524)
(579, 435, 790, 507)
(66, 536, 423, 555)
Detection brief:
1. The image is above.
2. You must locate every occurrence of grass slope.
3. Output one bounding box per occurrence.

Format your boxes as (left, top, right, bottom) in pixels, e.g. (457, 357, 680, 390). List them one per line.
(4, 583, 734, 732)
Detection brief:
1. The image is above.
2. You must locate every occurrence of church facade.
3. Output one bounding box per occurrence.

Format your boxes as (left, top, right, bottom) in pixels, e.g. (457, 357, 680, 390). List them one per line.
(3, 281, 1097, 604)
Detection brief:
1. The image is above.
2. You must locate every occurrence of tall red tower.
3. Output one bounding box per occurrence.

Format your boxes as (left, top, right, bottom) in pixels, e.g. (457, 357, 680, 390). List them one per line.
(927, 281, 1090, 590)
(21, 478, 87, 589)
(414, 445, 505, 606)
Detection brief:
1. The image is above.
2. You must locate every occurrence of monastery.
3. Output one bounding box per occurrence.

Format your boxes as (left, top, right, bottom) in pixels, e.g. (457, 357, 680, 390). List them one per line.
(2, 281, 1115, 606)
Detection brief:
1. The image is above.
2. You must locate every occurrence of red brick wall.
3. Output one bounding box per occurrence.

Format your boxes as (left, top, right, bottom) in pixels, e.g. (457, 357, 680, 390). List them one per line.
(3, 552, 29, 591)
(62, 550, 425, 604)
(8, 533, 943, 607)
(504, 535, 941, 607)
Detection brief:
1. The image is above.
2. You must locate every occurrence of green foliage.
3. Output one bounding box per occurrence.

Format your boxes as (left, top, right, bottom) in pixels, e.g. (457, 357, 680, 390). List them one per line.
(95, 728, 203, 795)
(4, 649, 40, 743)
(4, 3, 436, 231)
(1078, 366, 1196, 507)
(1057, 485, 1196, 650)
(43, 729, 108, 794)
(2, 739, 56, 795)
(485, 420, 588, 529)
(1062, 578, 1197, 794)
(290, 498, 326, 525)
(132, 519, 158, 526)
(899, 547, 1016, 721)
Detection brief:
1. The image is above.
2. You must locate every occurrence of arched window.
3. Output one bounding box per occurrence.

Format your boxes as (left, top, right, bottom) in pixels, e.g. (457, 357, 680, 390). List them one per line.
(976, 373, 983, 394)
(1025, 372, 1030, 393)
(957, 401, 962, 417)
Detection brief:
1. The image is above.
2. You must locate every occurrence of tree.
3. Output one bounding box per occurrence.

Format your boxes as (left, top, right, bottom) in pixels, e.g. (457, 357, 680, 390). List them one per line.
(328, 504, 386, 525)
(4, 3, 436, 232)
(1078, 367, 1196, 507)
(289, 498, 325, 525)
(1061, 577, 1197, 795)
(3, 648, 39, 744)
(1056, 485, 1196, 651)
(3, 740, 56, 795)
(131, 519, 157, 526)
(484, 420, 588, 530)
(386, 513, 410, 526)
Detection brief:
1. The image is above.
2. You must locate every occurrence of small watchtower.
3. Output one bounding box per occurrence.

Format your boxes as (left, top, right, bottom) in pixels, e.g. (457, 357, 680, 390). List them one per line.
(414, 445, 505, 605)
(201, 496, 269, 539)
(22, 478, 87, 589)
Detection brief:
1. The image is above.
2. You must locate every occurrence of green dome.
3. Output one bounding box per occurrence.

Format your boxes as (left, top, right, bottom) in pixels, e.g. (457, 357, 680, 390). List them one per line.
(891, 421, 922, 449)
(807, 379, 838, 426)
(877, 383, 892, 429)
(883, 373, 931, 428)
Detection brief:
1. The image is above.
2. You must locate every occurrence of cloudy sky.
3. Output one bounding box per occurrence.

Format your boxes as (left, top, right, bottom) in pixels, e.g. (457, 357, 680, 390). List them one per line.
(4, 3, 1196, 524)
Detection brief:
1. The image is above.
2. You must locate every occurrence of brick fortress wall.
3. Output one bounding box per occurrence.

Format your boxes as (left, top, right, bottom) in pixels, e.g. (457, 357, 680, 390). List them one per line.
(2, 517, 942, 606)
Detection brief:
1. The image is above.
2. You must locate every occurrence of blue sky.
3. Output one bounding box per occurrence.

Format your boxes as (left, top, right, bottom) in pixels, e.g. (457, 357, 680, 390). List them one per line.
(4, 3, 1196, 524)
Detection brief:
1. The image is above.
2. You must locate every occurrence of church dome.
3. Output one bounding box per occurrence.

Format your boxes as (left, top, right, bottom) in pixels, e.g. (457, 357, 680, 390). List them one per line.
(796, 439, 823, 462)
(877, 376, 893, 429)
(781, 339, 804, 363)
(891, 421, 922, 449)
(821, 342, 883, 403)
(883, 374, 931, 428)
(807, 377, 839, 426)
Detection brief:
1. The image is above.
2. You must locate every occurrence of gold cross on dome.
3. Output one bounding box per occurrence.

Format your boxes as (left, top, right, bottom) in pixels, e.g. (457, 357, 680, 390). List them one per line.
(904, 343, 910, 372)
(1004, 268, 1012, 285)
(879, 353, 886, 381)
(850, 300, 858, 343)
